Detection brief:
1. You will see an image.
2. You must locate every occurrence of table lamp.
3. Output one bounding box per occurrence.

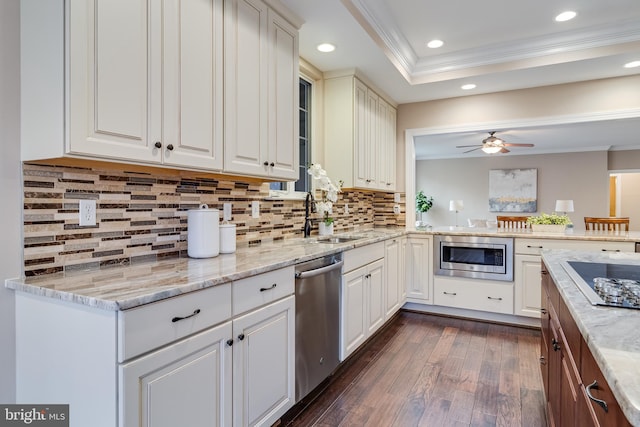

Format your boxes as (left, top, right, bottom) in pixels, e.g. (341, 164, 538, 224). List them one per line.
(449, 200, 464, 227)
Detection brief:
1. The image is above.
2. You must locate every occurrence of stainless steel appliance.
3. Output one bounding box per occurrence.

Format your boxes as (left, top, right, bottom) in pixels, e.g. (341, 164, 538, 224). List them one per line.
(562, 260, 640, 309)
(435, 235, 514, 281)
(294, 254, 343, 401)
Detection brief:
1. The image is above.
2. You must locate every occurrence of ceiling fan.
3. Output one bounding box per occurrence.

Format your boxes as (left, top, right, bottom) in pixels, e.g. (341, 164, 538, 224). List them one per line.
(456, 131, 534, 154)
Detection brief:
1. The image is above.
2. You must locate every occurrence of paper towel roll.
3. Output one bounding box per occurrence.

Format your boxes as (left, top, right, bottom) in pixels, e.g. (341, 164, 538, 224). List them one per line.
(220, 223, 236, 254)
(187, 204, 220, 258)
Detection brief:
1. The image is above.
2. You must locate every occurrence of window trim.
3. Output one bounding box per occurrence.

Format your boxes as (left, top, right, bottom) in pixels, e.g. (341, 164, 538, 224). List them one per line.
(268, 72, 316, 200)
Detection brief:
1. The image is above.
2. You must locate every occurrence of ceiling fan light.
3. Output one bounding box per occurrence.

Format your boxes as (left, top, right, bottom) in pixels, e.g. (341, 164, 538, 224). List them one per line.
(482, 145, 502, 154)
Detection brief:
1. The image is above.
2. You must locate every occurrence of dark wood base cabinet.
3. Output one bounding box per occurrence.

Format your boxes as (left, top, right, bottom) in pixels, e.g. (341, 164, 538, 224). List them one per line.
(541, 261, 631, 427)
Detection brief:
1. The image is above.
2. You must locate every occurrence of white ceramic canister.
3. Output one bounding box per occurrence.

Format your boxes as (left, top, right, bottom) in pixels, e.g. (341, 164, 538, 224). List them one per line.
(187, 204, 220, 258)
(219, 223, 236, 254)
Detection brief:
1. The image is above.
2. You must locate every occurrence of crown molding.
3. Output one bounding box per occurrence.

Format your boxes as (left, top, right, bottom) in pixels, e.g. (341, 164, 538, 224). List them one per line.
(343, 0, 640, 85)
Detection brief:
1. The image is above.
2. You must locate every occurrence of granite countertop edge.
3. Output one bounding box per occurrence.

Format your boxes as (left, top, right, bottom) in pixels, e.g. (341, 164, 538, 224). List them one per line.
(5, 229, 405, 311)
(541, 249, 640, 426)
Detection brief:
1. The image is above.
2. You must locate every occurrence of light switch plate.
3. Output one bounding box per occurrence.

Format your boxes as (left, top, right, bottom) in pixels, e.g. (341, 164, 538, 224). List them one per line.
(223, 203, 232, 221)
(394, 193, 401, 203)
(344, 203, 349, 214)
(79, 199, 96, 226)
(251, 201, 260, 218)
(393, 204, 401, 215)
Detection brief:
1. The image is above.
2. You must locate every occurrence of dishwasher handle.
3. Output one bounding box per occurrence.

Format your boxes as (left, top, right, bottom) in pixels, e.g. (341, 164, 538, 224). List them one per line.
(295, 260, 344, 279)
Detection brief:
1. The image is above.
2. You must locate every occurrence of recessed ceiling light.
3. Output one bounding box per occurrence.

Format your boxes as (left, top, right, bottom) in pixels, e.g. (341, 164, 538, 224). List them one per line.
(624, 60, 640, 68)
(317, 43, 336, 53)
(427, 39, 444, 49)
(555, 11, 576, 22)
(461, 84, 476, 90)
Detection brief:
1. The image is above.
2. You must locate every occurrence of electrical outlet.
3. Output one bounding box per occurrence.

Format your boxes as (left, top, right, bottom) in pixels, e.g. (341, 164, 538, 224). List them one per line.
(79, 199, 96, 226)
(223, 203, 232, 221)
(251, 201, 260, 218)
(344, 203, 349, 214)
(393, 204, 401, 215)
(394, 193, 401, 203)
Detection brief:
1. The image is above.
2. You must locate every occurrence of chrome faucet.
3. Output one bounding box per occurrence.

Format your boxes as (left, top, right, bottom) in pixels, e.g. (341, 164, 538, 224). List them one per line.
(304, 192, 316, 237)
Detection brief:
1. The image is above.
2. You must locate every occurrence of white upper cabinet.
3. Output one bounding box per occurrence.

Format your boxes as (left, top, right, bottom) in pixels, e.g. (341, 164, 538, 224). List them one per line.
(324, 74, 397, 192)
(224, 0, 299, 180)
(69, 0, 224, 169)
(21, 0, 300, 179)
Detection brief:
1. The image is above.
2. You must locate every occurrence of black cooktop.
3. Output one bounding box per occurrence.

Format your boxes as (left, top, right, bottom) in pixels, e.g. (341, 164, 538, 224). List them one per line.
(564, 261, 640, 309)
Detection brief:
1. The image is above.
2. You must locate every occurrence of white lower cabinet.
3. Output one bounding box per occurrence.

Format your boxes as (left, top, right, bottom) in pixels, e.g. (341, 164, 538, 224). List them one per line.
(340, 242, 386, 361)
(434, 276, 514, 315)
(405, 235, 433, 303)
(120, 321, 233, 427)
(514, 238, 636, 318)
(232, 296, 295, 427)
(384, 237, 406, 318)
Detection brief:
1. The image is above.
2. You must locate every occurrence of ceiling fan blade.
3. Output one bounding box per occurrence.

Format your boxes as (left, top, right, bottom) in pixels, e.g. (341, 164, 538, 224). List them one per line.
(464, 147, 483, 153)
(500, 147, 510, 153)
(503, 143, 534, 147)
(456, 144, 482, 148)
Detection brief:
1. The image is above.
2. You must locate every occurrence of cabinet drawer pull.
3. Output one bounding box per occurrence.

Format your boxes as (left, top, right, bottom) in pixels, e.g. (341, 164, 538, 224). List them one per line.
(259, 283, 277, 292)
(601, 249, 620, 252)
(527, 245, 544, 249)
(585, 380, 609, 413)
(171, 308, 201, 323)
(487, 296, 503, 301)
(443, 291, 457, 296)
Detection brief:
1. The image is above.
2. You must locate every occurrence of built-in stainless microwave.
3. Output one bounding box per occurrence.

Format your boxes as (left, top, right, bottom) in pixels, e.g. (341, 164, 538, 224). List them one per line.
(435, 235, 514, 281)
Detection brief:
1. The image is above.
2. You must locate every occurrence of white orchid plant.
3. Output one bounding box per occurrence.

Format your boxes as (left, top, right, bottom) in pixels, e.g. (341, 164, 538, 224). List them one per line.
(308, 164, 343, 225)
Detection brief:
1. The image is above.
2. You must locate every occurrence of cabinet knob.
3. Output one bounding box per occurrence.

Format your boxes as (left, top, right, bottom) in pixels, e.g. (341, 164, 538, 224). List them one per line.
(238, 333, 245, 341)
(551, 338, 560, 352)
(585, 380, 609, 413)
(226, 339, 234, 347)
(270, 162, 275, 167)
(154, 141, 162, 149)
(166, 144, 174, 151)
(366, 179, 372, 183)
(263, 161, 269, 166)
(540, 308, 548, 315)
(539, 356, 546, 365)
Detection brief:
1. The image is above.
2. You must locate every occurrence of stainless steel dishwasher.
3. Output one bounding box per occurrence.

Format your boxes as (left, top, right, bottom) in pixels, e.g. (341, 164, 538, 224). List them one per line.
(294, 253, 343, 402)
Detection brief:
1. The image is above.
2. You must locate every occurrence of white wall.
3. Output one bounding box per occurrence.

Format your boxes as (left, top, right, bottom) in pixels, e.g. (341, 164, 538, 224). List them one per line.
(416, 151, 609, 230)
(0, 0, 21, 403)
(620, 173, 640, 231)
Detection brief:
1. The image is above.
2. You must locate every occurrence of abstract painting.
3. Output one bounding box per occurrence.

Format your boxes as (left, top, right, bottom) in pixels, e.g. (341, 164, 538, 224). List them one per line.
(489, 168, 537, 212)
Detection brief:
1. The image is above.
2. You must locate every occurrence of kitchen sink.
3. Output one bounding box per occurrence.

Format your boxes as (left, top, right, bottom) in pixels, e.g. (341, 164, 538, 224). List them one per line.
(315, 236, 362, 244)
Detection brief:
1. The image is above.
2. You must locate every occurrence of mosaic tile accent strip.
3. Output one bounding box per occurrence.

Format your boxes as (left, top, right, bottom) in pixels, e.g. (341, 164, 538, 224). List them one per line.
(23, 163, 405, 276)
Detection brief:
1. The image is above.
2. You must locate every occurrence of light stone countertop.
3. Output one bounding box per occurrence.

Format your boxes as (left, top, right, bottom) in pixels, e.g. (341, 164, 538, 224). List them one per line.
(415, 225, 640, 242)
(541, 249, 640, 426)
(5, 228, 404, 311)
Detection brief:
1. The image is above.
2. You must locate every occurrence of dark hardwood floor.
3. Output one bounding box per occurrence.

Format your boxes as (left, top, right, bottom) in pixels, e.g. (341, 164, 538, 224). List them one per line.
(281, 311, 547, 427)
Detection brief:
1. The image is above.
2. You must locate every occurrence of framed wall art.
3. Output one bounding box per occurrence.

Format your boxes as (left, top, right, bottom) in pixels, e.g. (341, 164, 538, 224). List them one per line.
(489, 168, 537, 212)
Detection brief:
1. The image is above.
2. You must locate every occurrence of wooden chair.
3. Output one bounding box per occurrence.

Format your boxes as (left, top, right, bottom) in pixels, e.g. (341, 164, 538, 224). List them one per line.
(497, 215, 530, 229)
(584, 217, 630, 231)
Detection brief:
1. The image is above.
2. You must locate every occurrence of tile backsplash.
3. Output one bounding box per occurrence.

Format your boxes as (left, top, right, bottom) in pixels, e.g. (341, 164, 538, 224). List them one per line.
(23, 162, 405, 276)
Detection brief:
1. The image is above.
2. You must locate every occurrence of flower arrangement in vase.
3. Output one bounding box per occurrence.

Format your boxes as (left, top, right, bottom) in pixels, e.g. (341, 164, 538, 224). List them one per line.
(308, 164, 342, 235)
(415, 190, 434, 229)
